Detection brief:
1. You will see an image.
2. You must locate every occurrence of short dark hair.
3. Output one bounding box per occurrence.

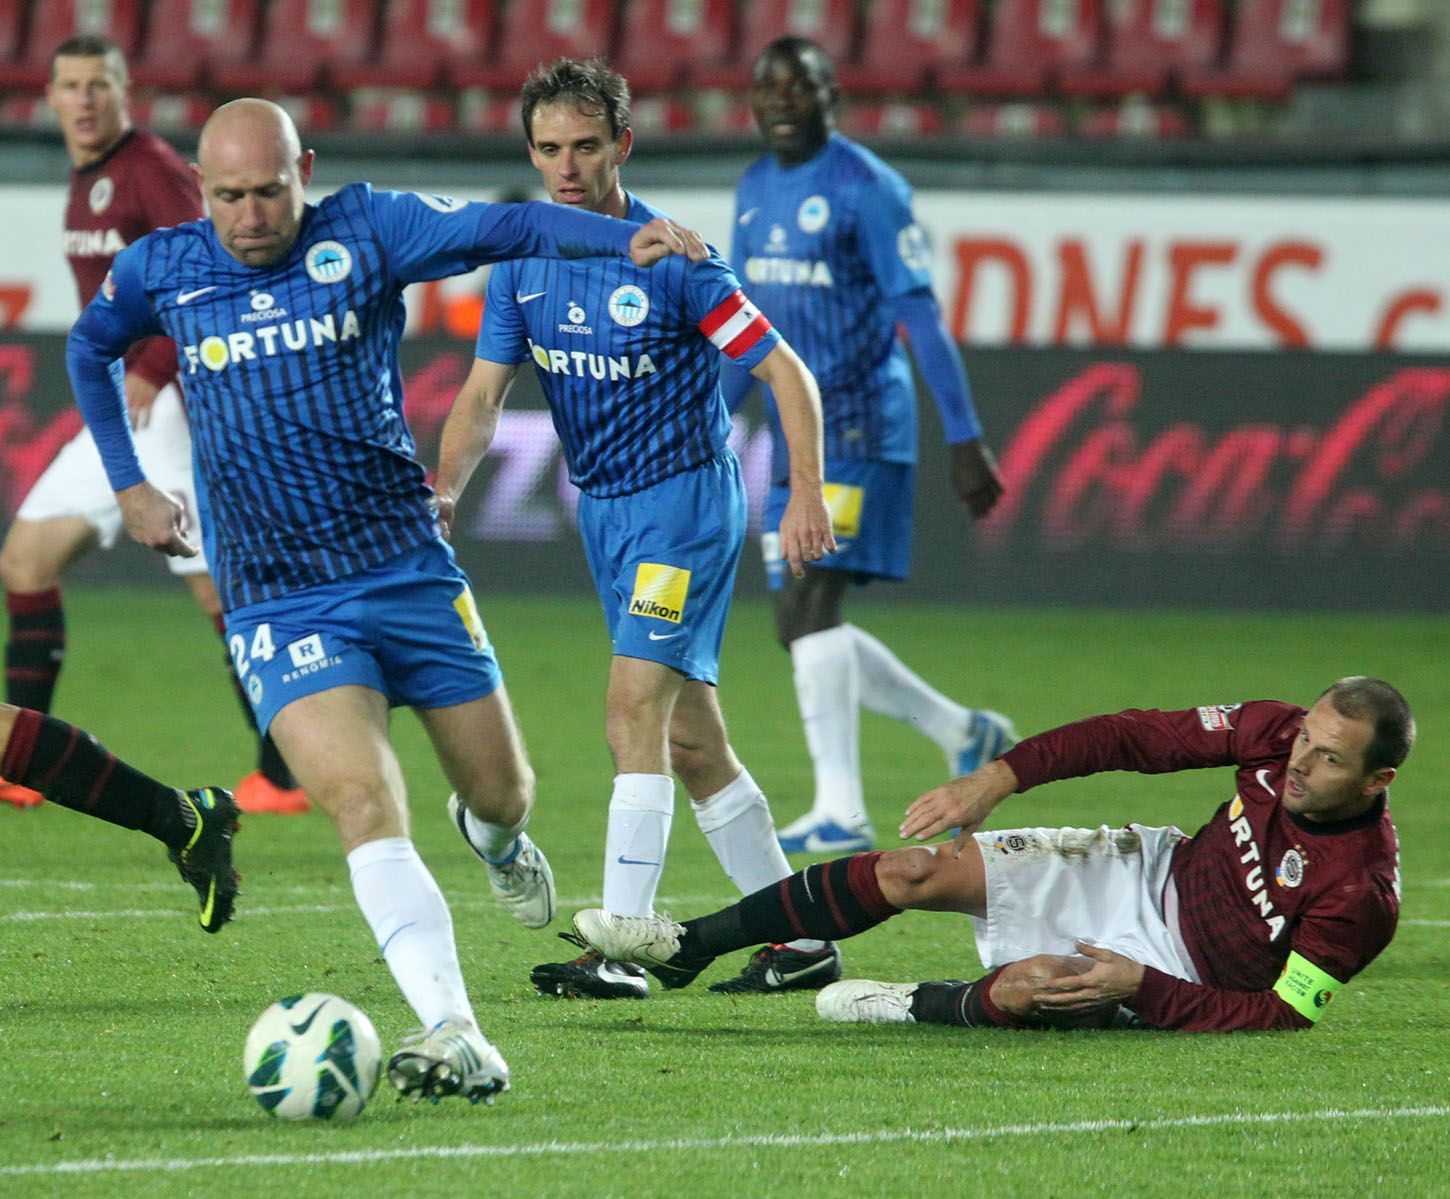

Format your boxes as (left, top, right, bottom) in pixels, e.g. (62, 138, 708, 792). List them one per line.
(1320, 677, 1415, 774)
(520, 57, 630, 145)
(754, 36, 837, 87)
(51, 34, 128, 82)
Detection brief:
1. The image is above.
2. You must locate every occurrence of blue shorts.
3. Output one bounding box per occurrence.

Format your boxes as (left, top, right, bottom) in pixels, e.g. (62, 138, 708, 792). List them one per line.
(577, 451, 744, 685)
(224, 539, 502, 734)
(762, 458, 914, 590)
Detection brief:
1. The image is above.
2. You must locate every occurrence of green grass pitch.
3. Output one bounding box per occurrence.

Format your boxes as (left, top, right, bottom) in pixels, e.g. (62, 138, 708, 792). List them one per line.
(1, 589, 1446, 1197)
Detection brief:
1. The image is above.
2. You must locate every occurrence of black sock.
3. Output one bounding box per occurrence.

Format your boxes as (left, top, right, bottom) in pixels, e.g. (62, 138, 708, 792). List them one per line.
(2, 708, 188, 847)
(910, 969, 1025, 1028)
(5, 588, 65, 711)
(213, 619, 296, 789)
(680, 852, 901, 959)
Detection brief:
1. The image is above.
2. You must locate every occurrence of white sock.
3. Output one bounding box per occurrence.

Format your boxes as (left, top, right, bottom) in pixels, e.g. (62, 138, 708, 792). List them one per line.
(692, 769, 826, 954)
(462, 805, 528, 863)
(848, 623, 970, 752)
(348, 837, 474, 1031)
(603, 773, 675, 917)
(791, 626, 866, 827)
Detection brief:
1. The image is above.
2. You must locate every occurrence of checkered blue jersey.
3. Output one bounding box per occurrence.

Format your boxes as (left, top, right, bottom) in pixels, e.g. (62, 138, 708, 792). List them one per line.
(67, 184, 636, 609)
(731, 133, 933, 475)
(477, 193, 779, 498)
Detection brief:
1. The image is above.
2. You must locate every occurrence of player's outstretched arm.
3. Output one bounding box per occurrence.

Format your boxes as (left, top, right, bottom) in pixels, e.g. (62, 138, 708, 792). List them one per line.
(433, 357, 520, 541)
(117, 481, 198, 558)
(750, 342, 835, 577)
(900, 758, 1018, 851)
(629, 217, 708, 267)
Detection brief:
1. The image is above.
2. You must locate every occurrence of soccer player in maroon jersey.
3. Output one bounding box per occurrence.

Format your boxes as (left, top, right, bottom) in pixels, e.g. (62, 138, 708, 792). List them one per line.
(572, 677, 1412, 1032)
(0, 34, 305, 814)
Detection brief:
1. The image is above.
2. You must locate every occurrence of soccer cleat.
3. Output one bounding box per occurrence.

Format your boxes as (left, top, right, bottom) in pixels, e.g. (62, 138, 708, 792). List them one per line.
(0, 781, 45, 808)
(707, 942, 844, 994)
(530, 932, 649, 999)
(234, 769, 309, 815)
(569, 909, 712, 990)
(168, 786, 240, 933)
(447, 793, 555, 929)
(387, 1019, 510, 1105)
(776, 816, 875, 855)
(950, 709, 1020, 777)
(815, 979, 921, 1024)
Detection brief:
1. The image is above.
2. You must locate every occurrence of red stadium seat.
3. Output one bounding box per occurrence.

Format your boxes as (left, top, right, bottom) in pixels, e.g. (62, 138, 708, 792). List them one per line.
(128, 91, 213, 131)
(838, 0, 984, 96)
(448, 0, 615, 91)
(1077, 99, 1192, 137)
(332, 0, 495, 90)
(1182, 0, 1350, 100)
(211, 0, 378, 94)
(348, 90, 458, 133)
(457, 88, 516, 134)
(613, 0, 736, 93)
(838, 100, 945, 138)
(1060, 0, 1226, 98)
(689, 90, 755, 134)
(939, 0, 1106, 97)
(956, 101, 1068, 138)
(0, 0, 26, 76)
(0, 0, 144, 90)
(693, 0, 857, 90)
(130, 0, 263, 90)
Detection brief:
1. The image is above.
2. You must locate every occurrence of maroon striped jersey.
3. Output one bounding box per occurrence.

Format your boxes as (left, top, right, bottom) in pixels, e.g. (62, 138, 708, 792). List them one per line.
(63, 128, 201, 387)
(1001, 700, 1400, 1031)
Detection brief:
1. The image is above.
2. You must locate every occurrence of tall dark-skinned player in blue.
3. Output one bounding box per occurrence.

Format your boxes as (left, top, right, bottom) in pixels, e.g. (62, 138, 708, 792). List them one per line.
(435, 59, 842, 1000)
(65, 98, 707, 1104)
(724, 38, 1017, 855)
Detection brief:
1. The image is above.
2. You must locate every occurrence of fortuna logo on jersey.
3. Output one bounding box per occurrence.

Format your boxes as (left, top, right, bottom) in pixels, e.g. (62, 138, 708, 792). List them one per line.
(182, 309, 363, 373)
(1226, 795, 1287, 941)
(62, 228, 127, 257)
(743, 256, 834, 287)
(528, 340, 657, 380)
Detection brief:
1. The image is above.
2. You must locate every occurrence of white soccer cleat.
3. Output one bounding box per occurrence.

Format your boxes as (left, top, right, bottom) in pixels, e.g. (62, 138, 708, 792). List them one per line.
(572, 909, 685, 970)
(949, 709, 1020, 778)
(448, 793, 556, 929)
(816, 979, 920, 1024)
(386, 1019, 510, 1105)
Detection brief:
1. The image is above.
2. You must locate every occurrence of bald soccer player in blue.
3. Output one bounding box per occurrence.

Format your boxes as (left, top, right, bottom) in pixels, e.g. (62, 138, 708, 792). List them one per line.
(65, 98, 706, 1107)
(435, 59, 841, 1001)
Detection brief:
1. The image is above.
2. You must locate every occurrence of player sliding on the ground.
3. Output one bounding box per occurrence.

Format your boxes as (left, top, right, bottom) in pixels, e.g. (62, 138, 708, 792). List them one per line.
(574, 677, 1410, 1032)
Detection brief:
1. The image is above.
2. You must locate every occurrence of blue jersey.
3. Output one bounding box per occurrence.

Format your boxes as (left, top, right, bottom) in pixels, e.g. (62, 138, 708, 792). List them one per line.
(478, 193, 779, 498)
(68, 184, 636, 609)
(732, 133, 932, 471)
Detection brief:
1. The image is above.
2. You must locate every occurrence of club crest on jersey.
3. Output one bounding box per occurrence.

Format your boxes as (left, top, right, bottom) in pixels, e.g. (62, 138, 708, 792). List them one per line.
(897, 223, 931, 272)
(305, 240, 353, 284)
(608, 284, 649, 327)
(1276, 848, 1306, 889)
(100, 269, 115, 302)
(798, 195, 830, 234)
(88, 176, 114, 215)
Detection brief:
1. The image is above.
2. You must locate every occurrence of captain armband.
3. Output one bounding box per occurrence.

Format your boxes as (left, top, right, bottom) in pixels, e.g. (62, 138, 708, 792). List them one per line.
(1273, 952, 1347, 1023)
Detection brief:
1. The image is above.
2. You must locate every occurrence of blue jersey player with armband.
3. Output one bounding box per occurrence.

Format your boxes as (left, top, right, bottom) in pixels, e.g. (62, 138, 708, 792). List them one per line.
(434, 59, 840, 1000)
(724, 37, 1019, 856)
(64, 98, 707, 1106)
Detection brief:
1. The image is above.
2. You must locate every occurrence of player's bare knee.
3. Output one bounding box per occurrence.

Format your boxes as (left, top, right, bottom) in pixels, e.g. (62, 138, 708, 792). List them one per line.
(875, 845, 944, 898)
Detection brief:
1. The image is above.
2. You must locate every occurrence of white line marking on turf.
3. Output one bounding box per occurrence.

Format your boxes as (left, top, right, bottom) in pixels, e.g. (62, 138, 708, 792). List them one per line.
(2, 1105, 1445, 1178)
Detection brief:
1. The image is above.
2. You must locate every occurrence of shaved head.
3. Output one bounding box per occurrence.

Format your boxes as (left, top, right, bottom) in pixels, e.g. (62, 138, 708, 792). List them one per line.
(194, 98, 313, 267)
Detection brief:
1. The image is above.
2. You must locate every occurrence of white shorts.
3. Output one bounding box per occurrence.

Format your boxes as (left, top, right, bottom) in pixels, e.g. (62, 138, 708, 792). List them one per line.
(970, 824, 1200, 982)
(16, 382, 208, 576)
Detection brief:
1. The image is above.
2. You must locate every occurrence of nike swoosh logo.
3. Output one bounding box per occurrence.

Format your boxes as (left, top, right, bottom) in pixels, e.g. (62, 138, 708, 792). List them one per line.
(1255, 768, 1276, 797)
(289, 1000, 328, 1036)
(616, 855, 661, 866)
(177, 286, 217, 304)
(738, 208, 759, 225)
(647, 630, 683, 641)
(516, 290, 547, 303)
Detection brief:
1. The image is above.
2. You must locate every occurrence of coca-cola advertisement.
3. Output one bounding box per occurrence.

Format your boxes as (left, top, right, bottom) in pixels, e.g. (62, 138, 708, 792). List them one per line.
(2, 333, 1445, 610)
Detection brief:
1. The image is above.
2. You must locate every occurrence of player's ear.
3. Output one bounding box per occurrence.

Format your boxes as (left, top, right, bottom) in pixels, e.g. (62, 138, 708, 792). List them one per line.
(189, 162, 203, 189)
(1363, 766, 1394, 797)
(616, 127, 634, 164)
(297, 149, 315, 186)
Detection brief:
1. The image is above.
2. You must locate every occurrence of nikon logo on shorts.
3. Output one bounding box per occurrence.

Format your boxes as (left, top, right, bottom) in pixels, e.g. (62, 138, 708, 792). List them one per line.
(629, 563, 690, 624)
(823, 482, 864, 539)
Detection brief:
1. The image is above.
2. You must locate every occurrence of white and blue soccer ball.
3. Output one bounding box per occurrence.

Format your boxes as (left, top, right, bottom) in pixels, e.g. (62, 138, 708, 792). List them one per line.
(243, 993, 383, 1121)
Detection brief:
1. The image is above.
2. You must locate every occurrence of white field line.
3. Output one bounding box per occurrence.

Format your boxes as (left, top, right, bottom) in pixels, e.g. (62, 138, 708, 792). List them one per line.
(2, 1105, 1446, 1178)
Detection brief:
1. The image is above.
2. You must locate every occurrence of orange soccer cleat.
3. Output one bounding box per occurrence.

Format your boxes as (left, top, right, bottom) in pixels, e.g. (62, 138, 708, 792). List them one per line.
(0, 781, 44, 808)
(234, 770, 309, 815)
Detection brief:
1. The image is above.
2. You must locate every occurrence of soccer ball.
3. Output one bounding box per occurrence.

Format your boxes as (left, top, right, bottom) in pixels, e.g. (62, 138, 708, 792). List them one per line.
(243, 993, 383, 1121)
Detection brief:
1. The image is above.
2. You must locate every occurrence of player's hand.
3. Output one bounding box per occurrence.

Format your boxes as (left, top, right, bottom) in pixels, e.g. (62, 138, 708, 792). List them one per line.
(124, 372, 162, 431)
(1031, 941, 1145, 1013)
(428, 491, 457, 542)
(118, 481, 198, 558)
(629, 217, 709, 266)
(950, 439, 1004, 519)
(777, 485, 836, 579)
(899, 758, 1017, 852)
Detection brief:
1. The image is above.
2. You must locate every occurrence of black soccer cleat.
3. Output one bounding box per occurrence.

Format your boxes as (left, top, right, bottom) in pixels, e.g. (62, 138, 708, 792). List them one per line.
(707, 943, 844, 994)
(168, 786, 240, 933)
(530, 933, 650, 999)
